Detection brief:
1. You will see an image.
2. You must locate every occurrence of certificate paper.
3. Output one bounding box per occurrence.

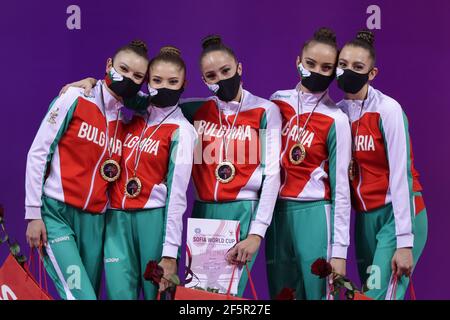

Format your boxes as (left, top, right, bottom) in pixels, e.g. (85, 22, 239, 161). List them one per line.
(185, 218, 241, 295)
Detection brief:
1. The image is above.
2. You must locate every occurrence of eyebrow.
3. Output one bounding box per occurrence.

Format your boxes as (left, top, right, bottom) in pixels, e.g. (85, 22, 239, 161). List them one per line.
(305, 57, 317, 63)
(219, 65, 231, 71)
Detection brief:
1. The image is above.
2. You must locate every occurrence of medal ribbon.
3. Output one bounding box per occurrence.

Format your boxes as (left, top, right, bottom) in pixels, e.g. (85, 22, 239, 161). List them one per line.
(131, 106, 179, 177)
(217, 90, 245, 163)
(294, 89, 327, 144)
(100, 83, 122, 159)
(351, 99, 366, 155)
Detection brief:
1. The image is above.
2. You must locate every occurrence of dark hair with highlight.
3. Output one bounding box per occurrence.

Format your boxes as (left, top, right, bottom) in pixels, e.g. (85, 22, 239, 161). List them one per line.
(200, 34, 237, 63)
(302, 27, 338, 55)
(149, 46, 186, 73)
(344, 29, 376, 66)
(113, 39, 149, 63)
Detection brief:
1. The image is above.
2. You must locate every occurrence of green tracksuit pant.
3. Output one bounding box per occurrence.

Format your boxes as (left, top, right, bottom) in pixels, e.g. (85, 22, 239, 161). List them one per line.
(355, 200, 428, 300)
(41, 195, 105, 300)
(103, 207, 166, 300)
(266, 199, 333, 300)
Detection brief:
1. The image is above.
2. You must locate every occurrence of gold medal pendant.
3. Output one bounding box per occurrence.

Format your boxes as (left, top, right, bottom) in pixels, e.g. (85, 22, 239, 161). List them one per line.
(289, 143, 306, 165)
(215, 161, 236, 184)
(125, 176, 142, 198)
(348, 158, 358, 181)
(100, 159, 121, 182)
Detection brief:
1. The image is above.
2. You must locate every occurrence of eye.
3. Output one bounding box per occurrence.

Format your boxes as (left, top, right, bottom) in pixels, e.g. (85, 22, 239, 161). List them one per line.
(120, 66, 128, 72)
(322, 66, 332, 72)
(169, 80, 179, 85)
(306, 61, 315, 68)
(134, 74, 144, 80)
(152, 78, 161, 84)
(338, 61, 347, 68)
(205, 73, 215, 80)
(222, 68, 231, 75)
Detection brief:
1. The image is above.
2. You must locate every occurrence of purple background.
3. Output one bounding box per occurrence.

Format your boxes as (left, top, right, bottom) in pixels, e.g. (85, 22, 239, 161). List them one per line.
(1, 0, 449, 299)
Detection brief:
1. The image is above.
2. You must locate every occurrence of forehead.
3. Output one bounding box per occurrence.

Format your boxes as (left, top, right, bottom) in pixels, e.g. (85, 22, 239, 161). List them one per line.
(201, 50, 236, 71)
(114, 50, 148, 73)
(149, 61, 184, 77)
(339, 45, 371, 63)
(303, 42, 337, 64)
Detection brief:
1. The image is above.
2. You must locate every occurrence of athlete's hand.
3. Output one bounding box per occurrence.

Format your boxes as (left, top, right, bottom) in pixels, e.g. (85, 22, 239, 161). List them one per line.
(59, 77, 97, 96)
(158, 257, 178, 292)
(392, 247, 414, 278)
(330, 258, 346, 279)
(26, 219, 47, 248)
(226, 234, 262, 265)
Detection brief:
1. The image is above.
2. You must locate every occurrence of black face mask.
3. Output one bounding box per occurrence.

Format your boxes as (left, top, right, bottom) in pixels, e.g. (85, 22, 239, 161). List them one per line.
(336, 68, 370, 94)
(105, 67, 142, 99)
(298, 63, 334, 93)
(207, 70, 241, 102)
(149, 86, 184, 108)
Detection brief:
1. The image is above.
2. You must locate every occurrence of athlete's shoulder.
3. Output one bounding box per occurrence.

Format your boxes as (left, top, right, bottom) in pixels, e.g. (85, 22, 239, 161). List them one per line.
(319, 94, 348, 121)
(179, 97, 214, 107)
(245, 91, 277, 111)
(170, 111, 197, 143)
(370, 86, 404, 116)
(55, 86, 86, 106)
(269, 89, 296, 102)
(179, 97, 215, 123)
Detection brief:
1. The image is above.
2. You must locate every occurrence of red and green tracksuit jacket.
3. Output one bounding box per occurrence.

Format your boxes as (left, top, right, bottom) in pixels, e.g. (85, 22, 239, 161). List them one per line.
(180, 89, 282, 238)
(271, 86, 352, 259)
(109, 104, 197, 258)
(337, 85, 424, 248)
(25, 81, 125, 219)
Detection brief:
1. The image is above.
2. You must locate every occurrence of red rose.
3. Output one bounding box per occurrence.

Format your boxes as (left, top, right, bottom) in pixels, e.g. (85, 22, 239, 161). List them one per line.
(311, 258, 332, 279)
(144, 260, 164, 286)
(275, 287, 296, 300)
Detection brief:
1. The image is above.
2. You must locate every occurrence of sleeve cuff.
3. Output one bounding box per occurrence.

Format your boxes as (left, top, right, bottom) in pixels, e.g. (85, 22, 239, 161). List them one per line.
(25, 206, 42, 220)
(162, 243, 179, 259)
(397, 234, 414, 248)
(248, 221, 268, 239)
(331, 244, 348, 259)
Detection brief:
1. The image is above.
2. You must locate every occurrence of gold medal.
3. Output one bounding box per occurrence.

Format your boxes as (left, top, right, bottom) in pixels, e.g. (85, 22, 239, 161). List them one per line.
(215, 161, 236, 184)
(348, 158, 358, 181)
(125, 176, 142, 198)
(289, 143, 306, 165)
(99, 84, 122, 183)
(100, 159, 121, 182)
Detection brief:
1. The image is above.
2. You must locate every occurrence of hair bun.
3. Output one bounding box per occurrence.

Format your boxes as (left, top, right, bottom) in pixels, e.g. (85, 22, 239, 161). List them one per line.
(356, 30, 375, 46)
(201, 34, 222, 50)
(313, 27, 337, 45)
(130, 40, 148, 53)
(159, 46, 181, 57)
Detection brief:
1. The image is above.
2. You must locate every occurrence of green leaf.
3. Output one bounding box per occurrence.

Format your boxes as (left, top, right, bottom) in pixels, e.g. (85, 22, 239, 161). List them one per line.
(16, 255, 27, 265)
(0, 235, 8, 244)
(10, 242, 20, 256)
(334, 277, 345, 287)
(343, 281, 354, 291)
(169, 274, 180, 286)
